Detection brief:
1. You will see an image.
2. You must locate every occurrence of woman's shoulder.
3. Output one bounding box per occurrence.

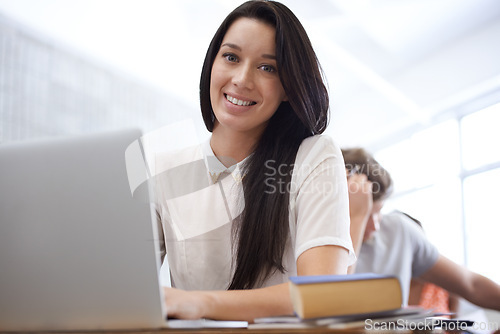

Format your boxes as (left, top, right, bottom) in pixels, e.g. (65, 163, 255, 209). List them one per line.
(299, 133, 338, 149)
(290, 135, 344, 188)
(295, 134, 342, 166)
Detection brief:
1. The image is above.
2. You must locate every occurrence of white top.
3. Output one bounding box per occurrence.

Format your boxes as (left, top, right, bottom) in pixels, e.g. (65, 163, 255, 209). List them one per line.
(153, 135, 355, 290)
(355, 211, 439, 305)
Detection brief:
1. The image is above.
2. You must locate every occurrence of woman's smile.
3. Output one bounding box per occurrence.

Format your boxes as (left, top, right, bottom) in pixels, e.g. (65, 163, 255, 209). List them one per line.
(224, 93, 257, 107)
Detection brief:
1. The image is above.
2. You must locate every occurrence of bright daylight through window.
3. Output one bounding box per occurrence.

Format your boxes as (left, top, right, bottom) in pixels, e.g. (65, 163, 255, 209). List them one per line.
(374, 102, 500, 284)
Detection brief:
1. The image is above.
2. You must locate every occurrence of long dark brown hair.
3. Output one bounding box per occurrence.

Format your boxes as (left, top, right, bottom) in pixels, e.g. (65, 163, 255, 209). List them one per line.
(200, 0, 330, 289)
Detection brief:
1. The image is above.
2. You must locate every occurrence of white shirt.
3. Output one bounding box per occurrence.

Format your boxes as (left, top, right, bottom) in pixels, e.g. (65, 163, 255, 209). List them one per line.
(153, 134, 355, 290)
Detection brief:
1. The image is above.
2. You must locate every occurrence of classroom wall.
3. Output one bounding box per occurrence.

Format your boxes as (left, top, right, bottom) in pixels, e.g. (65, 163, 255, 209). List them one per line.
(0, 13, 205, 144)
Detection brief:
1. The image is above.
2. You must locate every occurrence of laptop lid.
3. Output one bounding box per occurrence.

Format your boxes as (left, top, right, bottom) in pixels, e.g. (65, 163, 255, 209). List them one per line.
(0, 128, 166, 331)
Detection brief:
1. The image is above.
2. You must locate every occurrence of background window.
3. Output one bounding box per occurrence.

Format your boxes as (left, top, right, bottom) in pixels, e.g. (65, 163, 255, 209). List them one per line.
(374, 105, 500, 283)
(375, 120, 460, 194)
(376, 120, 463, 264)
(463, 166, 500, 283)
(461, 103, 500, 171)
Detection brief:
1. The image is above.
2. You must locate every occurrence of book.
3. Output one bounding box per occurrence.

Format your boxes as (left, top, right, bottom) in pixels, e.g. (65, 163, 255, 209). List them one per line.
(288, 273, 402, 319)
(251, 307, 435, 330)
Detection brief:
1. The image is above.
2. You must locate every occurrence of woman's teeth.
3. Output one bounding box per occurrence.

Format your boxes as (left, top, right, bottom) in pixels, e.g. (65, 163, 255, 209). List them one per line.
(225, 94, 256, 106)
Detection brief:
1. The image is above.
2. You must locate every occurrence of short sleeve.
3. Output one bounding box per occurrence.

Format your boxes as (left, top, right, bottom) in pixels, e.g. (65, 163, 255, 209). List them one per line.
(289, 135, 356, 265)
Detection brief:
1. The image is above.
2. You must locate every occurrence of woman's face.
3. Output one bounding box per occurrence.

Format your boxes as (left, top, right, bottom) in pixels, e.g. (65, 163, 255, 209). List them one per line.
(210, 17, 287, 138)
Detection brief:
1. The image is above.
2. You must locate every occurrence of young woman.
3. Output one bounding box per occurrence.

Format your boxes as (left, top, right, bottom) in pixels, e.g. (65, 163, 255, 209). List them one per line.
(153, 0, 355, 322)
(343, 147, 500, 312)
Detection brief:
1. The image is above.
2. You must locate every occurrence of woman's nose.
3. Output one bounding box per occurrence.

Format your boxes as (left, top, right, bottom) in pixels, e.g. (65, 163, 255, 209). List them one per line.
(232, 64, 254, 89)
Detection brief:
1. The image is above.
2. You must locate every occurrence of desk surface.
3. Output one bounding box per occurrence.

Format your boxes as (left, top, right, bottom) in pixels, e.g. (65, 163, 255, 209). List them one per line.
(23, 328, 444, 334)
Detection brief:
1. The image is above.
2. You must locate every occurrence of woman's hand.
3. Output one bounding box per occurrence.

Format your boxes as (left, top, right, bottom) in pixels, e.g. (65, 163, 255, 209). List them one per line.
(163, 284, 292, 322)
(163, 287, 212, 320)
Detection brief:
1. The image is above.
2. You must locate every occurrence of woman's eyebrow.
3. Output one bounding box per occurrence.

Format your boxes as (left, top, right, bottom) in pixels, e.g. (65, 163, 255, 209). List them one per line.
(262, 54, 276, 60)
(221, 42, 276, 60)
(221, 42, 241, 51)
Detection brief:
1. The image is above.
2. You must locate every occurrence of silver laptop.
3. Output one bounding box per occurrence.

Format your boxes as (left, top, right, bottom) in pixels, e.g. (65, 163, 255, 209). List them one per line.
(0, 128, 246, 331)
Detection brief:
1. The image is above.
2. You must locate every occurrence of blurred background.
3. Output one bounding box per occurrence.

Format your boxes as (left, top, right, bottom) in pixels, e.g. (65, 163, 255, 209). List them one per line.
(1, 0, 499, 320)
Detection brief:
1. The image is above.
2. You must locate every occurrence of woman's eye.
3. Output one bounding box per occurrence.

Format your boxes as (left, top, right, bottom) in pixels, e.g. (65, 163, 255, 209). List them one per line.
(260, 65, 276, 73)
(223, 53, 238, 63)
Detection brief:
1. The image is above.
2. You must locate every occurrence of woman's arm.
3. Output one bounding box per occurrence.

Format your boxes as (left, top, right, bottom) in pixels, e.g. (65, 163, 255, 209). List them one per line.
(419, 255, 500, 311)
(164, 245, 349, 322)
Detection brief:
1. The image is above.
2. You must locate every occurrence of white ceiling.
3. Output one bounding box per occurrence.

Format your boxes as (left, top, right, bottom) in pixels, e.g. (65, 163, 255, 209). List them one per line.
(1, 0, 499, 149)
